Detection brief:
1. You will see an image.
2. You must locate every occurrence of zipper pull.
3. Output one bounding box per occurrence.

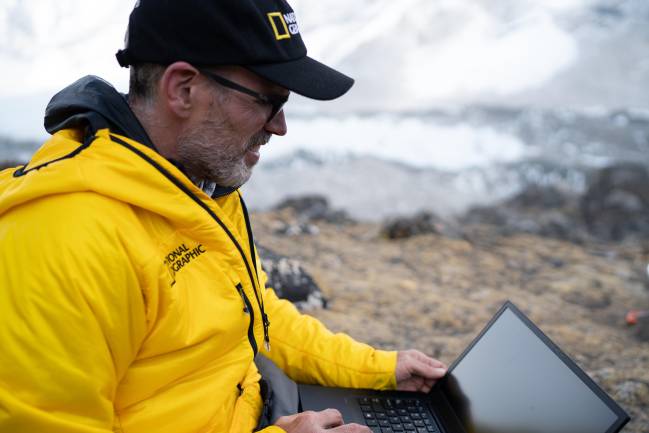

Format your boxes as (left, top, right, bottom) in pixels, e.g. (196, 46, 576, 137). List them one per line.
(263, 313, 271, 351)
(236, 284, 249, 314)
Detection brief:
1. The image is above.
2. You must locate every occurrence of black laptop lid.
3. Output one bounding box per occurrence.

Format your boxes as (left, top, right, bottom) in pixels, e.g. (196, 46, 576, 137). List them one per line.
(437, 302, 629, 433)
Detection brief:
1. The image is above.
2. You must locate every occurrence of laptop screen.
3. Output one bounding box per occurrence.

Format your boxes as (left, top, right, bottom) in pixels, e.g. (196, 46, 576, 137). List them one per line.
(439, 307, 620, 433)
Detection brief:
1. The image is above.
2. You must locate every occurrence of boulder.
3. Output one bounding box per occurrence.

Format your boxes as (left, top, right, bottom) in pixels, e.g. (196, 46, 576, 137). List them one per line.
(505, 185, 572, 209)
(581, 163, 649, 241)
(381, 211, 463, 240)
(257, 245, 326, 310)
(461, 185, 585, 243)
(273, 195, 353, 225)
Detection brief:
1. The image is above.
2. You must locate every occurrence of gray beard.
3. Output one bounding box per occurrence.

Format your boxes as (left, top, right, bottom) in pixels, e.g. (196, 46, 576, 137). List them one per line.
(176, 117, 270, 190)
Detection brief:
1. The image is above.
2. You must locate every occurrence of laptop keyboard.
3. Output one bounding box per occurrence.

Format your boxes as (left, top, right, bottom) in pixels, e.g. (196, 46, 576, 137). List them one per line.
(357, 396, 440, 433)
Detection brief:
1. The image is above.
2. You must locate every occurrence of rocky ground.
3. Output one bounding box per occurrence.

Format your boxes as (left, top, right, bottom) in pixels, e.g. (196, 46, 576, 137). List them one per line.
(252, 198, 649, 432)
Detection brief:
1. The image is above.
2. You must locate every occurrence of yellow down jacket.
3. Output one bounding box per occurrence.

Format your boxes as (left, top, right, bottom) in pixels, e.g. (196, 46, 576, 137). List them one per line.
(0, 126, 397, 432)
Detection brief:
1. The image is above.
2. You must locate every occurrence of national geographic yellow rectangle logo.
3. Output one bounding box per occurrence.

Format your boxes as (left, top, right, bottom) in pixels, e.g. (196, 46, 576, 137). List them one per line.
(267, 12, 291, 40)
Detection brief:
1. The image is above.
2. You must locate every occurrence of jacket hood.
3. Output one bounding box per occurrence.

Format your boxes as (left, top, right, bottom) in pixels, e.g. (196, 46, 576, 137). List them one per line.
(44, 75, 155, 149)
(0, 76, 237, 225)
(38, 75, 236, 198)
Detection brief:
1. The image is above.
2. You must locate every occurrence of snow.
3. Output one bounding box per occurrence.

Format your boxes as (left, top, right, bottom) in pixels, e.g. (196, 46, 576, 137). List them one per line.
(265, 114, 527, 171)
(291, 0, 422, 66)
(404, 8, 578, 101)
(537, 0, 597, 12)
(0, 0, 646, 143)
(287, 0, 580, 107)
(0, 0, 132, 97)
(0, 0, 600, 103)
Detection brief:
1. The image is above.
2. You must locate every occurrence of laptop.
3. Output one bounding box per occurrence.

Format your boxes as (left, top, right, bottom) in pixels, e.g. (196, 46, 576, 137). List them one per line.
(299, 301, 630, 433)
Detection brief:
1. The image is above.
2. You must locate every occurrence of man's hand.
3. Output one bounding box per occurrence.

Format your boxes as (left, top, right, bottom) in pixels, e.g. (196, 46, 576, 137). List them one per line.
(274, 409, 371, 433)
(395, 350, 447, 393)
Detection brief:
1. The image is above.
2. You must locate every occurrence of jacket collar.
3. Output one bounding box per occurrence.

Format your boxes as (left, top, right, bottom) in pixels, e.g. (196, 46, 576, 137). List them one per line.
(43, 75, 236, 198)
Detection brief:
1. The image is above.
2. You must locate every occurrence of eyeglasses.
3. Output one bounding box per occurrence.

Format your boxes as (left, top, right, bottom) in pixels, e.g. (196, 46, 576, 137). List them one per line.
(198, 69, 289, 122)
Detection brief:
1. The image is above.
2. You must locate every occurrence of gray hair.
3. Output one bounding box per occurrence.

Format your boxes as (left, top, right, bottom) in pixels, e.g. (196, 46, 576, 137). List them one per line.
(128, 63, 166, 102)
(128, 64, 233, 106)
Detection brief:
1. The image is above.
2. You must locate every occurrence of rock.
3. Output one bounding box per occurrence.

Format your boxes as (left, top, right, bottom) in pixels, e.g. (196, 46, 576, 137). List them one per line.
(461, 185, 585, 242)
(382, 212, 463, 239)
(273, 221, 320, 237)
(506, 185, 572, 209)
(561, 288, 612, 309)
(581, 163, 649, 241)
(464, 165, 649, 243)
(257, 245, 326, 310)
(461, 206, 506, 228)
(522, 211, 582, 241)
(630, 311, 649, 342)
(274, 195, 353, 225)
(549, 258, 565, 268)
(614, 380, 649, 407)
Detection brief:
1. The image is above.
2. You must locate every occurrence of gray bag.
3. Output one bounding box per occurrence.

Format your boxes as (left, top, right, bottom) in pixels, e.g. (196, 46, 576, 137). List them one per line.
(254, 355, 300, 429)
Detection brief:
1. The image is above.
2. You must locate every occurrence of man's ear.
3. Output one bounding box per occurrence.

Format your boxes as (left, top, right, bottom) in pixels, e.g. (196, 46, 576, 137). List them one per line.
(158, 62, 201, 119)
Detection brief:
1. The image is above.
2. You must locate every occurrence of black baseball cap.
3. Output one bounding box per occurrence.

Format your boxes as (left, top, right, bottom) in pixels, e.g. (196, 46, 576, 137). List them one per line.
(116, 0, 354, 100)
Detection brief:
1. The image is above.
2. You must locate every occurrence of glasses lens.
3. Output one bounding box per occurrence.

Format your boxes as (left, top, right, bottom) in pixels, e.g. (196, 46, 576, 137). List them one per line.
(268, 104, 281, 121)
(267, 96, 288, 121)
(199, 69, 288, 122)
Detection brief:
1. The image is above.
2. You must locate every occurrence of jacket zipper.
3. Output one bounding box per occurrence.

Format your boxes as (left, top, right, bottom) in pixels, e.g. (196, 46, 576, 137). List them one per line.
(237, 284, 250, 314)
(110, 134, 264, 355)
(238, 193, 271, 351)
(236, 283, 258, 354)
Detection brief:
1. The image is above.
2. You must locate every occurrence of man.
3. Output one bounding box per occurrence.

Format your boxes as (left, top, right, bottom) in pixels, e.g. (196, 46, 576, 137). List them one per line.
(0, 1, 446, 432)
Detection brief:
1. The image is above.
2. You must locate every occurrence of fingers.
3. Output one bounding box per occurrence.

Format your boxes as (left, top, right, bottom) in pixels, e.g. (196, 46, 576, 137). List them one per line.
(275, 409, 344, 433)
(274, 413, 299, 425)
(316, 408, 344, 428)
(422, 378, 437, 393)
(411, 350, 448, 370)
(398, 376, 437, 392)
(424, 377, 436, 388)
(410, 356, 447, 380)
(329, 422, 372, 433)
(423, 356, 447, 370)
(396, 350, 448, 392)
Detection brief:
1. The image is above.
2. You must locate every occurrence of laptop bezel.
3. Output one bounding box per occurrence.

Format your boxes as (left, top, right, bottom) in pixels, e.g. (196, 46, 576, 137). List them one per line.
(436, 300, 630, 433)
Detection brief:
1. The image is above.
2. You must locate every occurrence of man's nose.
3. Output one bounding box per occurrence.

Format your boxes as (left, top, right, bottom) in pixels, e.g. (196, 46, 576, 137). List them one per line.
(264, 110, 287, 136)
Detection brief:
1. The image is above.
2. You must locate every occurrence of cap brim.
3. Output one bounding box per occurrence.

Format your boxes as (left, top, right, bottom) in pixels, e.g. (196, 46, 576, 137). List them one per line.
(247, 56, 354, 101)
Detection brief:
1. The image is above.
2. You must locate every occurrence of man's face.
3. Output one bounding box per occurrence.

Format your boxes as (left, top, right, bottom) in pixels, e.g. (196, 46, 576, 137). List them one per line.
(176, 67, 288, 188)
